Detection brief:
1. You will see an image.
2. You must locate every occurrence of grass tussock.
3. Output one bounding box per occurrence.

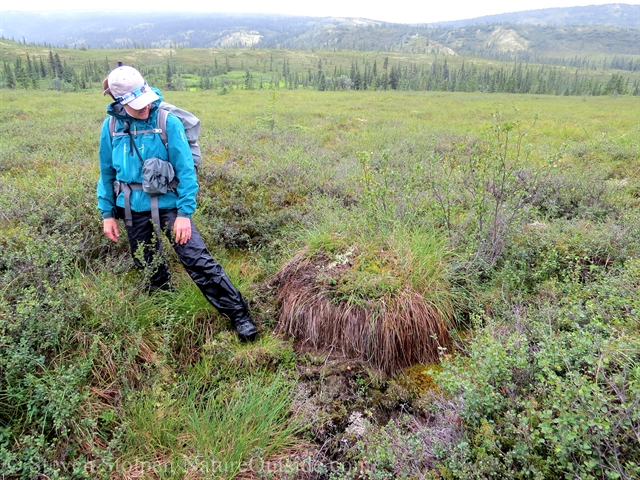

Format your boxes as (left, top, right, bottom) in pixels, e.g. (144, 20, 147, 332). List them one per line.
(270, 247, 453, 376)
(119, 372, 302, 480)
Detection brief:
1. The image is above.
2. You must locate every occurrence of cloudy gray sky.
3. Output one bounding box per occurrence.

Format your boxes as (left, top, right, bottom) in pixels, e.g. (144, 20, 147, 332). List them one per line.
(0, 1, 635, 24)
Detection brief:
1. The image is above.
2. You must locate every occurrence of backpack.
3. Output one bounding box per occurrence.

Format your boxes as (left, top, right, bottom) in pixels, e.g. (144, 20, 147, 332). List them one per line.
(108, 102, 201, 237)
(108, 101, 201, 171)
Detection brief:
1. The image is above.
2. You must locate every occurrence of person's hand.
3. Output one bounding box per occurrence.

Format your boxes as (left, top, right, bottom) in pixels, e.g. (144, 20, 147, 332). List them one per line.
(103, 218, 120, 243)
(174, 217, 192, 245)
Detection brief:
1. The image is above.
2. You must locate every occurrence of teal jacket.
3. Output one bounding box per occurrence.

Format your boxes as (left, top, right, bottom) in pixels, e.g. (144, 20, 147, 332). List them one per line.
(96, 88, 198, 220)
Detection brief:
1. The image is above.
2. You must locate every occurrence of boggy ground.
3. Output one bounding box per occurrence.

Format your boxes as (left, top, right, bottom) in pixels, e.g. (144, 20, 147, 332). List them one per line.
(237, 332, 450, 479)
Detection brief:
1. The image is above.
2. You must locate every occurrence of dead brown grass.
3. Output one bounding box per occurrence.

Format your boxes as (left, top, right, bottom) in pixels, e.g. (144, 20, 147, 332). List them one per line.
(269, 248, 452, 376)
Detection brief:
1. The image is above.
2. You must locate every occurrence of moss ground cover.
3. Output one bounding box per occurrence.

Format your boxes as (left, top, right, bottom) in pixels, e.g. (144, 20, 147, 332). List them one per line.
(0, 88, 639, 478)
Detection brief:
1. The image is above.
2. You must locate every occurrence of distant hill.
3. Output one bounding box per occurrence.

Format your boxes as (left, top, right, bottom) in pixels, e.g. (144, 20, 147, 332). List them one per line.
(1, 12, 343, 49)
(276, 23, 639, 59)
(1, 4, 638, 61)
(432, 3, 640, 29)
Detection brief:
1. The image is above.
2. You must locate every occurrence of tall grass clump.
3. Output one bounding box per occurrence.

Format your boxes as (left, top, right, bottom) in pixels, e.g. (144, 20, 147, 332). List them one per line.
(118, 372, 302, 479)
(270, 157, 459, 375)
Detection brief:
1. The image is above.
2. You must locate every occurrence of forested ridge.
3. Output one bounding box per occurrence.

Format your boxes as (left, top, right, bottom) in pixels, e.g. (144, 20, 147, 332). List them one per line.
(1, 39, 638, 96)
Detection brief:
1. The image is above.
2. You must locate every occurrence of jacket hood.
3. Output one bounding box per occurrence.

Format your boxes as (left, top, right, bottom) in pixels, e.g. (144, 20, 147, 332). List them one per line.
(106, 87, 164, 121)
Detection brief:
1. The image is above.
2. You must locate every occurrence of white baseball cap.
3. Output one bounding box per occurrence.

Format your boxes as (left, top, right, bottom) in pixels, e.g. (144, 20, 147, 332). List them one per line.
(106, 66, 159, 109)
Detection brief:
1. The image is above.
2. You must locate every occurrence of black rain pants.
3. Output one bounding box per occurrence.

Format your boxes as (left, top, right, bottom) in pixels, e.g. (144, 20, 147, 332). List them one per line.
(120, 207, 251, 324)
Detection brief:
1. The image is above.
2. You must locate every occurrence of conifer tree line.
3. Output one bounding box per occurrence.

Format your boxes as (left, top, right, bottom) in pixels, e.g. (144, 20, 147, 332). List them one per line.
(170, 57, 639, 97)
(300, 58, 638, 96)
(1, 51, 107, 91)
(2, 52, 638, 96)
(461, 51, 640, 73)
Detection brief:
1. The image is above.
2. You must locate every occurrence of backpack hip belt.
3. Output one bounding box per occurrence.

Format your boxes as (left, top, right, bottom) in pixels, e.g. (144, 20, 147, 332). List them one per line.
(114, 181, 162, 245)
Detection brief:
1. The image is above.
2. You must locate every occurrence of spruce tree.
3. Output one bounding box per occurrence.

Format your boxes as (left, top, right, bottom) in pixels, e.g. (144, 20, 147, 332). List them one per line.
(3, 62, 15, 88)
(166, 62, 174, 90)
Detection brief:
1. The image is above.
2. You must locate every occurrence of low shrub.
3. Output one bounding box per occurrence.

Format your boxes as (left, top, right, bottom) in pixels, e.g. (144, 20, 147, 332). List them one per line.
(425, 115, 538, 272)
(497, 218, 634, 295)
(527, 163, 620, 221)
(432, 263, 640, 480)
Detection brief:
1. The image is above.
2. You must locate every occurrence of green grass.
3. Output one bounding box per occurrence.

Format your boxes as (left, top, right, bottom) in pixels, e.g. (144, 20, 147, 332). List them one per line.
(1, 87, 639, 479)
(120, 372, 301, 479)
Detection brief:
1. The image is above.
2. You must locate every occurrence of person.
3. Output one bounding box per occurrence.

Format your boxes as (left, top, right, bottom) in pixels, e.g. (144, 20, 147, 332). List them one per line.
(97, 65, 258, 342)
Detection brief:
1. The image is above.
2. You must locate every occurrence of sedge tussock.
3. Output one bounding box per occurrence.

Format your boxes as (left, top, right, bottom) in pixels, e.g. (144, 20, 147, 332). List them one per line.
(270, 248, 453, 376)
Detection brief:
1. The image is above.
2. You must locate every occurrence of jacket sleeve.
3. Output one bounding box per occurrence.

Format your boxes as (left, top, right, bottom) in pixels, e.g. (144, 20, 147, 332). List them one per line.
(166, 113, 199, 217)
(96, 117, 117, 219)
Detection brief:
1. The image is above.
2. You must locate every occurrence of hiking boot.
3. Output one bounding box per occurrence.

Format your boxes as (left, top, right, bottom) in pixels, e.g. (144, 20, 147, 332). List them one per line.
(234, 316, 258, 342)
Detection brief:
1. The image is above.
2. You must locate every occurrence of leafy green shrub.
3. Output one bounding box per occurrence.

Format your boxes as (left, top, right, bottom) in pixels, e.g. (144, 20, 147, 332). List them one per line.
(527, 164, 620, 221)
(497, 219, 634, 294)
(432, 262, 640, 480)
(0, 272, 88, 477)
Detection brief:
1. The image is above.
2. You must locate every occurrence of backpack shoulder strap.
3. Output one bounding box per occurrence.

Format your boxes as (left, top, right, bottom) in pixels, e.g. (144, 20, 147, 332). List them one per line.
(157, 108, 169, 148)
(108, 116, 117, 139)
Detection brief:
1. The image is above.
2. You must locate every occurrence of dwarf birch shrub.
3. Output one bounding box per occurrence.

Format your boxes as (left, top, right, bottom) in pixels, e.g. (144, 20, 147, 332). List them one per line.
(433, 263, 640, 480)
(527, 163, 620, 221)
(504, 223, 633, 293)
(426, 112, 538, 273)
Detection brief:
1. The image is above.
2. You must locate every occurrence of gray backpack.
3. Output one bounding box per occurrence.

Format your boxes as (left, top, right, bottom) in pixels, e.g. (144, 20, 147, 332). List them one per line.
(108, 101, 201, 171)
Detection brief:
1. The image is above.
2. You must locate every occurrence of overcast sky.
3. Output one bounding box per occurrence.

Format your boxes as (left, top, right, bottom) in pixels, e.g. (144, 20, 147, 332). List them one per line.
(0, 1, 635, 24)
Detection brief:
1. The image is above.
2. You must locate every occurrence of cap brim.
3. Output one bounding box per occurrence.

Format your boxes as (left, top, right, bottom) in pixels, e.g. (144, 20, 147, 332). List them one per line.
(127, 89, 159, 109)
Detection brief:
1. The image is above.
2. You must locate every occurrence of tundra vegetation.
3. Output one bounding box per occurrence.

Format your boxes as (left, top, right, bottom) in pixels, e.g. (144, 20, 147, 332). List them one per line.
(0, 42, 639, 480)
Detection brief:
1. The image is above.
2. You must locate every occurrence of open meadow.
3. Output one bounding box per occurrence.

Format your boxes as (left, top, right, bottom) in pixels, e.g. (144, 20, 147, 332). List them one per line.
(1, 87, 639, 479)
